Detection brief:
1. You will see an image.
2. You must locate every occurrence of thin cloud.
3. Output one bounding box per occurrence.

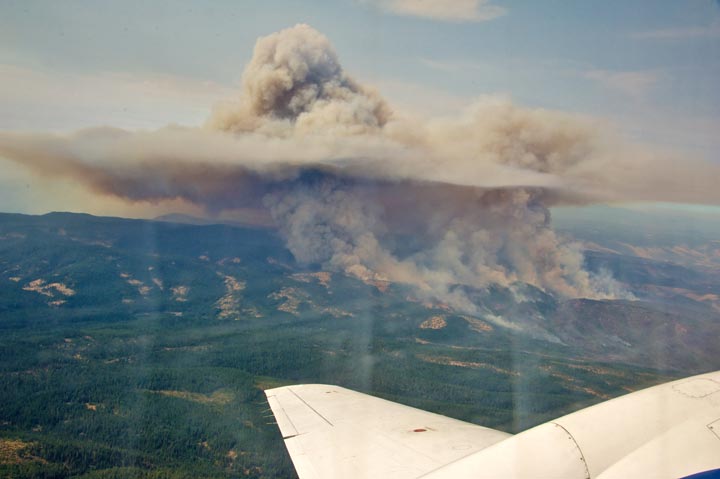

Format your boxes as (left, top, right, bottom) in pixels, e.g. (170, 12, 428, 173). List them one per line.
(363, 0, 506, 23)
(370, 78, 471, 116)
(583, 69, 660, 99)
(0, 64, 234, 130)
(418, 57, 490, 72)
(633, 21, 720, 40)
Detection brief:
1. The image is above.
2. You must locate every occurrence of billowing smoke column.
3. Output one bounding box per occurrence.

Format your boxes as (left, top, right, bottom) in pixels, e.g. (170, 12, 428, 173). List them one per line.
(263, 173, 625, 310)
(2, 24, 719, 310)
(208, 23, 391, 136)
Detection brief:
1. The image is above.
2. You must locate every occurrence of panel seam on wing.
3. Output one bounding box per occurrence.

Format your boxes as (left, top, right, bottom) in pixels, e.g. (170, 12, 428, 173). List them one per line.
(289, 387, 334, 426)
(551, 422, 591, 479)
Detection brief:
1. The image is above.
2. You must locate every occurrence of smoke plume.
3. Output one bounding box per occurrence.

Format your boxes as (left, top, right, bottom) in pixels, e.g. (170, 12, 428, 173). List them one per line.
(2, 24, 719, 311)
(207, 24, 391, 136)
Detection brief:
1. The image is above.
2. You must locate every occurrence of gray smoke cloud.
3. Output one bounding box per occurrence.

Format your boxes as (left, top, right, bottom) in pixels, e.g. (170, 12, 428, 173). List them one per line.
(263, 178, 624, 305)
(2, 24, 719, 311)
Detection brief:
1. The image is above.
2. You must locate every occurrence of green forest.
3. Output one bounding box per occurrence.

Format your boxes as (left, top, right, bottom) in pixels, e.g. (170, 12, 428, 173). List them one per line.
(0, 213, 685, 478)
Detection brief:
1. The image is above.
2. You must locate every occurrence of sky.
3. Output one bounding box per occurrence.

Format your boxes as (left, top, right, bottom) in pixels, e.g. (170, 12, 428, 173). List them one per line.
(1, 0, 719, 216)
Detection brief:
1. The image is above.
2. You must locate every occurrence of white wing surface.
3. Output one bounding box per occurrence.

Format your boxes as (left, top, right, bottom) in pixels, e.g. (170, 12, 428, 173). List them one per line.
(267, 370, 720, 479)
(422, 370, 720, 479)
(264, 384, 511, 479)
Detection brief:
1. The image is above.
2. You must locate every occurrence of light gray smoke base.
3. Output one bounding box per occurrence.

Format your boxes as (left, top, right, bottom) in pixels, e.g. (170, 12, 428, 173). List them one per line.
(262, 174, 628, 308)
(3, 23, 718, 309)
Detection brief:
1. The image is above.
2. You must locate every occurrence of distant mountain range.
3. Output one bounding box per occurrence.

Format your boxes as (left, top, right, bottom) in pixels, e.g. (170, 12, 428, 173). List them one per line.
(154, 213, 273, 228)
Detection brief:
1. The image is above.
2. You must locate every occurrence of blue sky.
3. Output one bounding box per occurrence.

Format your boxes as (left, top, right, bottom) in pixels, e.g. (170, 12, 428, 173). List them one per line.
(0, 0, 719, 215)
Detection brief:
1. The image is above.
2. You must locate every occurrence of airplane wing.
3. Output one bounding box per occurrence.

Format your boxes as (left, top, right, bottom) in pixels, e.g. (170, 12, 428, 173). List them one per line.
(267, 370, 720, 479)
(264, 384, 511, 479)
(421, 370, 720, 479)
